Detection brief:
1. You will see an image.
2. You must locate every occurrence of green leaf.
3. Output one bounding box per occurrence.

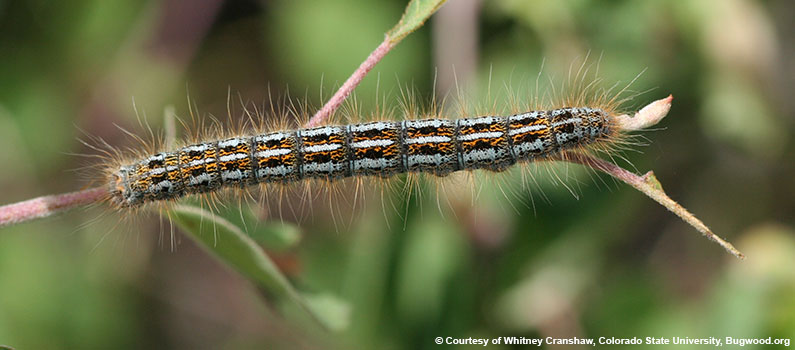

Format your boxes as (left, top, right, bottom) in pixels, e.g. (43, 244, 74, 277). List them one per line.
(387, 0, 448, 43)
(171, 204, 296, 297)
(247, 221, 302, 252)
(204, 202, 303, 252)
(170, 204, 347, 331)
(300, 292, 351, 332)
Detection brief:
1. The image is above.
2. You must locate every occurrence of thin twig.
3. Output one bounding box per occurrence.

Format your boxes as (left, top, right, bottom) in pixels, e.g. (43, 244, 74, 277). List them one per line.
(559, 152, 745, 259)
(306, 37, 395, 127)
(0, 187, 107, 228)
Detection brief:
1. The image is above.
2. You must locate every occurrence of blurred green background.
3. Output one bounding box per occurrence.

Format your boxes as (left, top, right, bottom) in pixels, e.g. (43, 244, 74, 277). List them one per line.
(0, 0, 794, 349)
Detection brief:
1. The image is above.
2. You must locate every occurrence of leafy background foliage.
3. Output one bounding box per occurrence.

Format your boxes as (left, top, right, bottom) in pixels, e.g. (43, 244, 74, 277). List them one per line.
(0, 0, 793, 349)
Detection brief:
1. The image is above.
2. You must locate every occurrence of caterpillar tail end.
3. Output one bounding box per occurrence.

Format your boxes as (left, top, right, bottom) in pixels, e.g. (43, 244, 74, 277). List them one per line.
(615, 94, 673, 131)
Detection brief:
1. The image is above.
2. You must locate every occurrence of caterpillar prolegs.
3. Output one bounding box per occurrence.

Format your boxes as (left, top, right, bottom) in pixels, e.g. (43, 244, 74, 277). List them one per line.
(110, 107, 612, 208)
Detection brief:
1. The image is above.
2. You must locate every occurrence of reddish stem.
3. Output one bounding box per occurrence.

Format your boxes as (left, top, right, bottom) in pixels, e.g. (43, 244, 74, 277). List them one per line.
(560, 152, 745, 259)
(306, 37, 395, 127)
(0, 187, 107, 228)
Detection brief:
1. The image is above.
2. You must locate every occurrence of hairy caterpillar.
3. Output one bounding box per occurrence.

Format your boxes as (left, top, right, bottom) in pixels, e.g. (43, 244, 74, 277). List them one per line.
(107, 106, 615, 209)
(0, 74, 738, 256)
(65, 86, 746, 260)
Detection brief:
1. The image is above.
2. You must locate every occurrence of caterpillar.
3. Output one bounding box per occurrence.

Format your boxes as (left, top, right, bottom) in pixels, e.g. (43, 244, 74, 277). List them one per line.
(109, 106, 615, 209)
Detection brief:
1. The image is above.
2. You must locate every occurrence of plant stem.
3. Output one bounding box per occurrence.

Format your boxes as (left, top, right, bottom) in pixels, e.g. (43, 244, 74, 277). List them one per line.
(560, 151, 745, 259)
(0, 187, 107, 228)
(306, 37, 394, 127)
